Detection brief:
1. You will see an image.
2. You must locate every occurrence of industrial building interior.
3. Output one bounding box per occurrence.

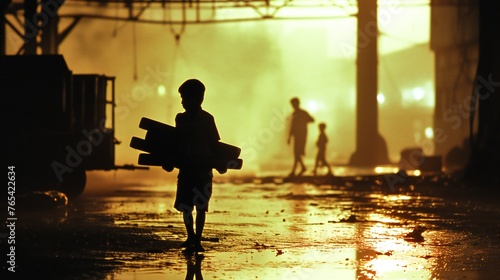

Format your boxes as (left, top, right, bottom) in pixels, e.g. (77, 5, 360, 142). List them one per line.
(2, 1, 500, 279)
(2, 0, 498, 187)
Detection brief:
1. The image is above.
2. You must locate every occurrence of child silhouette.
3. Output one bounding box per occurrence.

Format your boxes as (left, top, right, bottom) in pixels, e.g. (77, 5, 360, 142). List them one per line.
(165, 79, 222, 252)
(313, 122, 333, 176)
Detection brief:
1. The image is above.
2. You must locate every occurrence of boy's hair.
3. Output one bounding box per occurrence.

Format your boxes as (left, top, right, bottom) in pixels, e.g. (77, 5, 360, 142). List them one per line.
(179, 79, 205, 103)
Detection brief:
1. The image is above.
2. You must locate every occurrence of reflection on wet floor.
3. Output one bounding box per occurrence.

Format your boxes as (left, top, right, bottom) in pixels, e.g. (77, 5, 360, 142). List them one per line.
(14, 180, 500, 279)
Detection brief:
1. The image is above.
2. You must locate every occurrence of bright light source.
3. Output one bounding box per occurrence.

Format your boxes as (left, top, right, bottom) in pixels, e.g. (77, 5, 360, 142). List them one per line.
(425, 127, 433, 139)
(401, 82, 435, 108)
(157, 85, 166, 97)
(374, 166, 385, 173)
(306, 100, 321, 113)
(374, 166, 394, 174)
(412, 87, 425, 101)
(377, 93, 386, 104)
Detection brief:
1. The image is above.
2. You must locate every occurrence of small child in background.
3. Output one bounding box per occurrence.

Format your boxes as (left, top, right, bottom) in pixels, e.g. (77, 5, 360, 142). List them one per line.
(313, 123, 333, 176)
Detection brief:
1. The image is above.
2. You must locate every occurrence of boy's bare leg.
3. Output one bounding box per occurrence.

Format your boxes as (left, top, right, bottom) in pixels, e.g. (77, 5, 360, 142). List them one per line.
(182, 211, 196, 247)
(194, 210, 206, 252)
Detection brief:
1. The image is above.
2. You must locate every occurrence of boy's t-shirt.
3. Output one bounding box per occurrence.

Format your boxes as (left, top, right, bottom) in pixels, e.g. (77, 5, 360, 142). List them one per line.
(175, 109, 220, 179)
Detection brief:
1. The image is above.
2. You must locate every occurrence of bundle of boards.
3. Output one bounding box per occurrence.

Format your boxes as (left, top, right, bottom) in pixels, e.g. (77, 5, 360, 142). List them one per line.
(130, 117, 243, 171)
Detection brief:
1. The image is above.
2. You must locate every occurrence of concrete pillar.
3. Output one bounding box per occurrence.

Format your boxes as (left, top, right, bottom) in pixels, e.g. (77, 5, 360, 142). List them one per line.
(349, 0, 390, 166)
(430, 2, 479, 169)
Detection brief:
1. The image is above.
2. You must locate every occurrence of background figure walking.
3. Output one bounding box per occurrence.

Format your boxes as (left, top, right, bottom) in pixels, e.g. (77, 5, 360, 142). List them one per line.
(287, 97, 314, 177)
(313, 122, 333, 176)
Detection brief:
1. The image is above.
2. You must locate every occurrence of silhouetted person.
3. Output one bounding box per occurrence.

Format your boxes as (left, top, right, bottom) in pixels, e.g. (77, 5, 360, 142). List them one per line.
(313, 123, 333, 176)
(164, 79, 222, 252)
(287, 97, 314, 177)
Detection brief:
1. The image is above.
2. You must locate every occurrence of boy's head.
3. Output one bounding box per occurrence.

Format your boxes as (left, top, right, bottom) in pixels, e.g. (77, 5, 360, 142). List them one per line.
(179, 79, 205, 111)
(319, 122, 326, 131)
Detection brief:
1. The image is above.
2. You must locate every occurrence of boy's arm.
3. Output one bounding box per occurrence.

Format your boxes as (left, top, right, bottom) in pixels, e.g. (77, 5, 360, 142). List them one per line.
(208, 116, 228, 174)
(162, 114, 181, 172)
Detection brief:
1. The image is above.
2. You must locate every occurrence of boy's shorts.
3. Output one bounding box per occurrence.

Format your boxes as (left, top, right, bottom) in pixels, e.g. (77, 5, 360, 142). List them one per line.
(174, 176, 213, 212)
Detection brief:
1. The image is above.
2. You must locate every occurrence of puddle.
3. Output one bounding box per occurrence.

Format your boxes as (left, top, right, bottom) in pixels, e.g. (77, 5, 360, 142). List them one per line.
(13, 181, 500, 279)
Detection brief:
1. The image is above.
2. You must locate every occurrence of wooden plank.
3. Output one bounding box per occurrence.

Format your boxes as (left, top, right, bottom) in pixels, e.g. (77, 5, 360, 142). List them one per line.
(131, 117, 243, 170)
(138, 153, 243, 170)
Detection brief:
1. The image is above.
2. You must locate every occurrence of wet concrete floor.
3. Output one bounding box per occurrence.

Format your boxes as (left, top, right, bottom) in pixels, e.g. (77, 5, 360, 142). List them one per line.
(4, 173, 500, 279)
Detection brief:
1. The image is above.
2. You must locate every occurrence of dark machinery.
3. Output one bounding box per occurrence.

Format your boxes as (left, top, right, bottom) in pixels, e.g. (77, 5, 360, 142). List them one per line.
(2, 55, 140, 198)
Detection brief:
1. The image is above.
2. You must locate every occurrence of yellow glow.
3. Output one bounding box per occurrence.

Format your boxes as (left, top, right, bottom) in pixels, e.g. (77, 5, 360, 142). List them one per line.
(374, 166, 396, 174)
(306, 100, 322, 113)
(367, 213, 402, 225)
(412, 87, 425, 101)
(384, 194, 412, 201)
(401, 82, 435, 108)
(425, 127, 433, 139)
(6, 1, 432, 172)
(362, 212, 434, 280)
(377, 93, 386, 104)
(374, 166, 385, 174)
(157, 85, 166, 97)
(157, 202, 167, 213)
